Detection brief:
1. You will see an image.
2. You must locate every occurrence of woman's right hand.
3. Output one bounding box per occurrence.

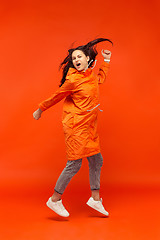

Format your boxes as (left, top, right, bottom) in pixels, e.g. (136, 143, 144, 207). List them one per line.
(33, 108, 43, 120)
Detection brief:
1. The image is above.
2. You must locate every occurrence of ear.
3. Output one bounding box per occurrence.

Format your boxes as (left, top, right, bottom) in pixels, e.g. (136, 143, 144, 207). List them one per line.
(87, 56, 90, 62)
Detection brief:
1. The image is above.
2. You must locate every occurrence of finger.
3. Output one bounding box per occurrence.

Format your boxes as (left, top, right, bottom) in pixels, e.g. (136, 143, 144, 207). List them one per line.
(101, 49, 107, 56)
(33, 114, 38, 120)
(104, 50, 111, 55)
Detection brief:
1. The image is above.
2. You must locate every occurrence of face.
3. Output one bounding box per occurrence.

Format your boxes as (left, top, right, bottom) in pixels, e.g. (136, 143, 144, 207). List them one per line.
(72, 50, 89, 71)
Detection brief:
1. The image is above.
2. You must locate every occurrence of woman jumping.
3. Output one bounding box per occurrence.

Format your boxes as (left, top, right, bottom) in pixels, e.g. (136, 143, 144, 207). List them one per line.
(33, 38, 113, 217)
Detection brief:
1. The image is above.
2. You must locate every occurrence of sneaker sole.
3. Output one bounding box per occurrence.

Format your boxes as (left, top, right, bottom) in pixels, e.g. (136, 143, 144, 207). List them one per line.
(46, 201, 69, 217)
(86, 201, 109, 216)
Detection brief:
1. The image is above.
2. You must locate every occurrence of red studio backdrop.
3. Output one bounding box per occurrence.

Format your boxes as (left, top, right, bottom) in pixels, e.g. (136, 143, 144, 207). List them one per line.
(0, 0, 160, 239)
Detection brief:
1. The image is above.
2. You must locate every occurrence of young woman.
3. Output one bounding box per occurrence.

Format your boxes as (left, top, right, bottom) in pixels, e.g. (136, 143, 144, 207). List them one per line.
(33, 38, 113, 217)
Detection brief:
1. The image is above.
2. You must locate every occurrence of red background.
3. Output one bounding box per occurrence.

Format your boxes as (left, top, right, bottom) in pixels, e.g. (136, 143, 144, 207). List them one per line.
(0, 0, 160, 239)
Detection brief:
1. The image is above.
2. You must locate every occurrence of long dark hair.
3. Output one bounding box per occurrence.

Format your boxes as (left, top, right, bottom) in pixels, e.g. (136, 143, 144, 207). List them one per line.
(59, 38, 113, 87)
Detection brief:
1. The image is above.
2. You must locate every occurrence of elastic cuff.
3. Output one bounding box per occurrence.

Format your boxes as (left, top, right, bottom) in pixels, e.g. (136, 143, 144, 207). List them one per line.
(54, 189, 63, 195)
(38, 104, 46, 112)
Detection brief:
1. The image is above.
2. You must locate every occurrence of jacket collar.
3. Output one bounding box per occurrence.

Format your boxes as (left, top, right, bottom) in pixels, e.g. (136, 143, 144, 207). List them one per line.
(67, 67, 92, 77)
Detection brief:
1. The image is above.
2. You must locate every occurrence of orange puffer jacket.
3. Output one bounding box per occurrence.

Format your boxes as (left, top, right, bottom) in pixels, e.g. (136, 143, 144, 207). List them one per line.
(39, 61, 110, 160)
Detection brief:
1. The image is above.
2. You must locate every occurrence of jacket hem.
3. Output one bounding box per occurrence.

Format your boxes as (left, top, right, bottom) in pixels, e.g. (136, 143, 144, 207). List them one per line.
(67, 150, 101, 161)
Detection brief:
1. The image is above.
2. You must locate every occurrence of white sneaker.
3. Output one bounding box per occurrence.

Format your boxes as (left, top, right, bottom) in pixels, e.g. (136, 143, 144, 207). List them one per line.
(46, 197, 69, 217)
(86, 197, 109, 216)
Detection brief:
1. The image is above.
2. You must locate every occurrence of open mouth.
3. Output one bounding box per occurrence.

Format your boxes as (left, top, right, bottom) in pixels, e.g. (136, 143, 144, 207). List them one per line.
(76, 63, 81, 67)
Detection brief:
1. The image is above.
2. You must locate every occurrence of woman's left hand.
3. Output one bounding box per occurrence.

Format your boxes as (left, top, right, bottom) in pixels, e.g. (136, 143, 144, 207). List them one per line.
(101, 49, 112, 60)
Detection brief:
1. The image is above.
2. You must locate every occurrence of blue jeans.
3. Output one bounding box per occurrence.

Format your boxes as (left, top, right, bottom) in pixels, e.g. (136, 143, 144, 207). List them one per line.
(54, 152, 103, 194)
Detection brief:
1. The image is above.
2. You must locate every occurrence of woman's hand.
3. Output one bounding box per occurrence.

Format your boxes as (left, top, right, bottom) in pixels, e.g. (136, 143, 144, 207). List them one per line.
(101, 49, 112, 60)
(33, 108, 43, 120)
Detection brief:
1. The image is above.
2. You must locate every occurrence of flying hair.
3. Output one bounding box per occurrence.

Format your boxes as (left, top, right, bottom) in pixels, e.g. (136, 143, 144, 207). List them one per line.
(59, 38, 113, 87)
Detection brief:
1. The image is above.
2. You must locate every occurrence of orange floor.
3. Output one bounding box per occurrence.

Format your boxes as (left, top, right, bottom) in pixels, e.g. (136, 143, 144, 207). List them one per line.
(1, 185, 159, 240)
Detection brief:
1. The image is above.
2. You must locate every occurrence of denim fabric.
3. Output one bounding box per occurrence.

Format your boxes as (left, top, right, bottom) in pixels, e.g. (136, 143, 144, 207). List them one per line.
(54, 152, 103, 194)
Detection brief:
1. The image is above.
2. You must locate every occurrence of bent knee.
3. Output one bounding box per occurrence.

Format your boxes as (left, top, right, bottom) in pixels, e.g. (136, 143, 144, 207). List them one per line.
(65, 159, 82, 174)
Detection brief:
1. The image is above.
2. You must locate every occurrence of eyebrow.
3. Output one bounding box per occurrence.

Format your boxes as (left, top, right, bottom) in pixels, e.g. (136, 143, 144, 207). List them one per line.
(72, 54, 82, 59)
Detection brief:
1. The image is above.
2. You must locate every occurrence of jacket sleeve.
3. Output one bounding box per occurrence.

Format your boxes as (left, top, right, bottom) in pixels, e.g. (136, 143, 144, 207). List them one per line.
(39, 78, 74, 111)
(97, 61, 110, 84)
